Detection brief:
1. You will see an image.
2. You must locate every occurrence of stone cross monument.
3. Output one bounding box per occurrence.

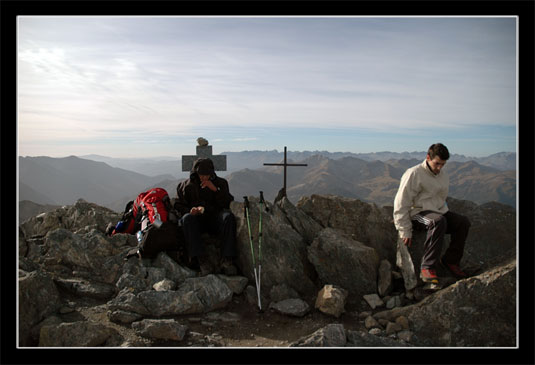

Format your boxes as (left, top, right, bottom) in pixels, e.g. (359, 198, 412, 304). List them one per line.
(181, 137, 227, 172)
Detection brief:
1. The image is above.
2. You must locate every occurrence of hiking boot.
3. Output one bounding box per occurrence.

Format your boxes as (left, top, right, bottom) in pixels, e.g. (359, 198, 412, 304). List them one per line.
(198, 256, 213, 276)
(220, 257, 237, 276)
(441, 257, 468, 279)
(420, 268, 439, 284)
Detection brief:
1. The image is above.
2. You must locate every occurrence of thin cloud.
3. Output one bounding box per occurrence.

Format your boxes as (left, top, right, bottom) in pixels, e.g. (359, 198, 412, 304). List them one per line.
(17, 16, 516, 157)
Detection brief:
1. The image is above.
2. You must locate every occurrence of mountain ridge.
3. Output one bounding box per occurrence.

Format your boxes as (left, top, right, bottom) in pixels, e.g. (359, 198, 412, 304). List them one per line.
(18, 152, 516, 218)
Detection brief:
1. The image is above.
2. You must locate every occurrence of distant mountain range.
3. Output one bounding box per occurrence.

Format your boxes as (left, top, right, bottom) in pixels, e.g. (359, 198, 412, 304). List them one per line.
(77, 151, 516, 178)
(226, 155, 516, 208)
(18, 156, 176, 213)
(18, 151, 516, 221)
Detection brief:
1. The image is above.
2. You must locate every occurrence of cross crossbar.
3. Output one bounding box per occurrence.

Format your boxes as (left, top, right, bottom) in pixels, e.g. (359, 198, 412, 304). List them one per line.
(263, 146, 307, 196)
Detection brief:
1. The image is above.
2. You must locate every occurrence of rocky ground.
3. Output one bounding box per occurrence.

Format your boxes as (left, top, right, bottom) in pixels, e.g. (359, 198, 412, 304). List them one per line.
(18, 195, 517, 348)
(67, 291, 366, 348)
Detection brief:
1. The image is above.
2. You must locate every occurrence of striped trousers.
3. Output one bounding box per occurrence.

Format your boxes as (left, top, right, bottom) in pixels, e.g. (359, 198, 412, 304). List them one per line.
(412, 211, 471, 269)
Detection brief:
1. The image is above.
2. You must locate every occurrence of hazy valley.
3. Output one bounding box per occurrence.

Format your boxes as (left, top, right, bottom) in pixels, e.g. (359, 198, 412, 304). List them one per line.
(18, 151, 516, 221)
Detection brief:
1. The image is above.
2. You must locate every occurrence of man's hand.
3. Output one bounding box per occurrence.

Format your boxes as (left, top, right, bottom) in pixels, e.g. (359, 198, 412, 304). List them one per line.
(200, 179, 217, 192)
(402, 237, 412, 247)
(190, 206, 205, 215)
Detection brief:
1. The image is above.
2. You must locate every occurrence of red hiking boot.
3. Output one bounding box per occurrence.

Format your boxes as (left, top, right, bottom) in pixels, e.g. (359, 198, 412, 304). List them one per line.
(420, 268, 439, 284)
(441, 258, 468, 279)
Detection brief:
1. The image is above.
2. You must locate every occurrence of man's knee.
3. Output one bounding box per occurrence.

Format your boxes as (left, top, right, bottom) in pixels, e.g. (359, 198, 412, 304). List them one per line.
(459, 214, 471, 230)
(431, 214, 447, 232)
(181, 213, 200, 227)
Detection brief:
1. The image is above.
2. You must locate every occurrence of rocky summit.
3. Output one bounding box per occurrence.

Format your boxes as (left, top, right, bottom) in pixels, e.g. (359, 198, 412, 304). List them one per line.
(18, 195, 516, 347)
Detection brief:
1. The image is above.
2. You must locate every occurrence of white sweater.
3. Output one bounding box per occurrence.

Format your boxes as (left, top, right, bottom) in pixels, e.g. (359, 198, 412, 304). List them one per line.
(393, 160, 449, 239)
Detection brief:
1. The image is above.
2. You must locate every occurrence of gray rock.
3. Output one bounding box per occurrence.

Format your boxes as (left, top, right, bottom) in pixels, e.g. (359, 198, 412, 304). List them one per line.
(269, 298, 310, 317)
(29, 315, 63, 345)
(275, 196, 323, 244)
(269, 283, 300, 302)
(347, 330, 411, 347)
(132, 319, 188, 342)
(231, 198, 316, 298)
(137, 274, 233, 316)
(39, 321, 118, 347)
(107, 289, 151, 316)
(377, 259, 393, 297)
(308, 228, 379, 303)
(19, 270, 62, 346)
(216, 275, 248, 295)
(152, 252, 196, 284)
(290, 323, 347, 347)
(54, 278, 116, 300)
(20, 200, 122, 239)
(107, 309, 143, 324)
(386, 295, 402, 309)
(297, 194, 398, 263)
(371, 258, 517, 347)
(363, 294, 384, 310)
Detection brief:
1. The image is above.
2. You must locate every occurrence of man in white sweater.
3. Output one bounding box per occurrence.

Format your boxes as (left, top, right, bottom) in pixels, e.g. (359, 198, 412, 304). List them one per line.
(393, 143, 471, 284)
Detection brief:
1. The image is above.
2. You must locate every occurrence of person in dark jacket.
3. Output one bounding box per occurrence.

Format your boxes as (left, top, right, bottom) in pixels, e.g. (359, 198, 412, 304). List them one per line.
(175, 158, 237, 275)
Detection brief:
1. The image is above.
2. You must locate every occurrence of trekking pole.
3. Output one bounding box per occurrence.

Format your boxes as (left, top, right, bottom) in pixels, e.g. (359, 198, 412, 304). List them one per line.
(257, 192, 265, 311)
(243, 196, 261, 310)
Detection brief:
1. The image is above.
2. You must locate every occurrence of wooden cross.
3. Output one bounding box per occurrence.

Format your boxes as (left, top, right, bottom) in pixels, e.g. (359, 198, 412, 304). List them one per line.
(263, 146, 307, 197)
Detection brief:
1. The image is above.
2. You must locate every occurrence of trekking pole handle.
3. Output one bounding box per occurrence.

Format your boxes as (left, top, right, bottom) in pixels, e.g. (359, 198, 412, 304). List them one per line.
(259, 191, 269, 212)
(243, 196, 249, 218)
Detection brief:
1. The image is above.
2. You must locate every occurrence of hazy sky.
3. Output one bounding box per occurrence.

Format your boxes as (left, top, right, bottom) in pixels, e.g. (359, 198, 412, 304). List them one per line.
(18, 16, 517, 158)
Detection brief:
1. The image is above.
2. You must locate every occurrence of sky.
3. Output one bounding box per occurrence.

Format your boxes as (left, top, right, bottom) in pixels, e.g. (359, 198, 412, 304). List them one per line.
(17, 16, 517, 159)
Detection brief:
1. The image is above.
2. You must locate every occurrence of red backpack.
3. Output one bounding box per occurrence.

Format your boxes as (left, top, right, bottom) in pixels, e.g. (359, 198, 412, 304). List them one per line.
(111, 187, 171, 235)
(108, 187, 183, 259)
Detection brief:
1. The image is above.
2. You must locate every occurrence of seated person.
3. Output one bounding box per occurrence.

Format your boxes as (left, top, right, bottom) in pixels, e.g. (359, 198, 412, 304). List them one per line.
(174, 158, 237, 276)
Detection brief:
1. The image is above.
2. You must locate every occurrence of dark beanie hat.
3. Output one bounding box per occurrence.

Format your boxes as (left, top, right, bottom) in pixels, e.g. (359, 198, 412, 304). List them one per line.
(194, 158, 215, 175)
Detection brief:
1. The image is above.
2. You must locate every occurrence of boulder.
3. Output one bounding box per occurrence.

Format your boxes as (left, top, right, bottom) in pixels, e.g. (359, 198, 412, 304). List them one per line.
(132, 319, 188, 342)
(363, 294, 384, 310)
(136, 274, 233, 316)
(346, 330, 412, 347)
(19, 270, 62, 346)
(230, 197, 316, 299)
(315, 285, 348, 318)
(54, 277, 116, 300)
(39, 321, 118, 347)
(290, 323, 347, 347)
(377, 259, 393, 297)
(297, 194, 398, 263)
(308, 228, 379, 303)
(269, 298, 310, 317)
(216, 275, 249, 295)
(372, 258, 516, 347)
(274, 196, 323, 244)
(20, 199, 121, 238)
(152, 251, 197, 284)
(269, 283, 300, 302)
(34, 228, 135, 284)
